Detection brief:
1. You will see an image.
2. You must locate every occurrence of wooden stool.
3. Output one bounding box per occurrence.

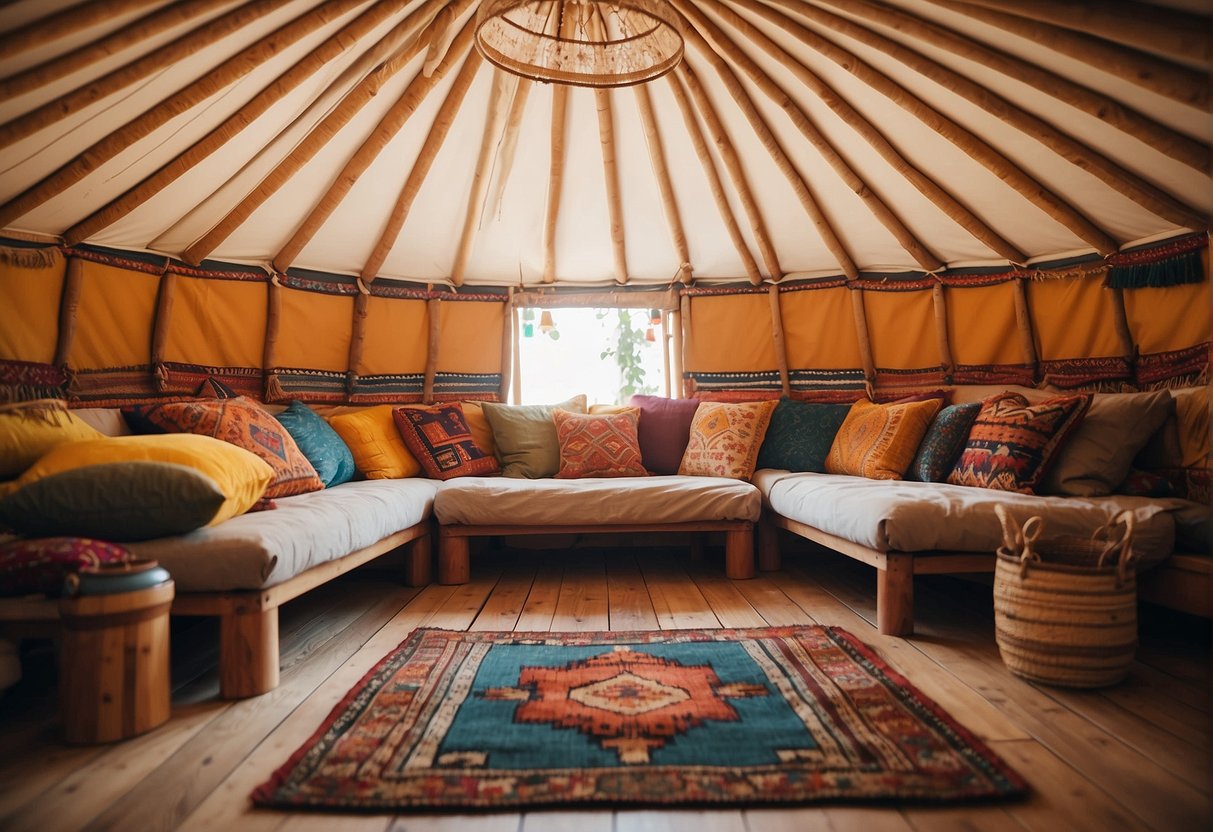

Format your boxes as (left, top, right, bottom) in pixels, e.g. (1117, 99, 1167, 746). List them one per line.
(58, 580, 174, 744)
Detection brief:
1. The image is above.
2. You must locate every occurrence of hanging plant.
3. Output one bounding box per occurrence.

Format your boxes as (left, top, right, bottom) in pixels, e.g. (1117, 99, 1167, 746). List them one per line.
(598, 308, 657, 404)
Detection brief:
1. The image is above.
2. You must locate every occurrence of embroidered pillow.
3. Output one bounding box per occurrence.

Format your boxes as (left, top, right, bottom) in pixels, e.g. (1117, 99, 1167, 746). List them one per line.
(273, 400, 356, 488)
(0, 538, 131, 597)
(755, 398, 851, 473)
(127, 396, 323, 498)
(0, 399, 103, 479)
(947, 393, 1091, 494)
(481, 395, 588, 478)
(628, 395, 701, 474)
(392, 403, 499, 481)
(908, 403, 982, 482)
(553, 408, 647, 479)
(826, 398, 943, 480)
(678, 400, 777, 480)
(328, 405, 421, 480)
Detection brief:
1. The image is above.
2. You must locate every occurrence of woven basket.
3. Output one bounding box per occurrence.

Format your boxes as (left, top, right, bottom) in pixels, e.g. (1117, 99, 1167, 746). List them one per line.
(993, 505, 1138, 688)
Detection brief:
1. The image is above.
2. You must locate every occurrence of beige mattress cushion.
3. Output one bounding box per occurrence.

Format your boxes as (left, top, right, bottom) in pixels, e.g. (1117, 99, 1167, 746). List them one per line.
(434, 476, 761, 526)
(129, 478, 438, 592)
(754, 469, 1186, 564)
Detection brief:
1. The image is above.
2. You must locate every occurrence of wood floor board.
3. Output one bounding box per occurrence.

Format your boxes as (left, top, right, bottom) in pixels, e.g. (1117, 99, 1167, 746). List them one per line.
(550, 550, 609, 631)
(607, 552, 661, 631)
(684, 564, 769, 629)
(637, 551, 721, 629)
(514, 555, 563, 631)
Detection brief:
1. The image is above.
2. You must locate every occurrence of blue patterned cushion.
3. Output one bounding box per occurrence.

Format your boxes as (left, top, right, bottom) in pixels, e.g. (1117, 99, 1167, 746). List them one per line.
(756, 398, 851, 473)
(273, 401, 356, 488)
(908, 403, 981, 483)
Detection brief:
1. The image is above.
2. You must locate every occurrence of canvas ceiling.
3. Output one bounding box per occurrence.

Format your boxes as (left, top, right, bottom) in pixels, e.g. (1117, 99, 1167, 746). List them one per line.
(0, 0, 1208, 287)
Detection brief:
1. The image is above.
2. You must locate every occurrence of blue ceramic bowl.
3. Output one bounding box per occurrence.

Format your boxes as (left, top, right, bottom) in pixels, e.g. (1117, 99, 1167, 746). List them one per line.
(64, 559, 171, 597)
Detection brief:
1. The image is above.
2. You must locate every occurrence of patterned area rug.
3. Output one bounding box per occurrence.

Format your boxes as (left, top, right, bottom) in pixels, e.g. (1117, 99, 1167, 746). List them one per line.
(253, 626, 1026, 811)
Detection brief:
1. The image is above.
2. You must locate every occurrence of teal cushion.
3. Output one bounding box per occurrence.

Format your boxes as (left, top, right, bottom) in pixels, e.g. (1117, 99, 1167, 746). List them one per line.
(273, 401, 356, 487)
(0, 461, 226, 541)
(909, 403, 982, 482)
(755, 398, 851, 473)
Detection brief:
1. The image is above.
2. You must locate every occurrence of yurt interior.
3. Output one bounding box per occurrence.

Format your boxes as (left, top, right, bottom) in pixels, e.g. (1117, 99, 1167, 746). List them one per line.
(0, 0, 1211, 829)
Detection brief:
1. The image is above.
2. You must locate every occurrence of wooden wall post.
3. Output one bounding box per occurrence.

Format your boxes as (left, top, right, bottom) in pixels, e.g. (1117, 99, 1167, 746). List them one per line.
(932, 281, 954, 385)
(1108, 285, 1137, 378)
(499, 289, 513, 402)
(850, 285, 877, 394)
(345, 279, 370, 397)
(511, 306, 522, 405)
(423, 297, 441, 403)
(676, 294, 690, 398)
(261, 274, 283, 399)
(768, 284, 791, 396)
(1012, 278, 1039, 382)
(660, 311, 672, 398)
(54, 256, 83, 368)
(150, 269, 177, 392)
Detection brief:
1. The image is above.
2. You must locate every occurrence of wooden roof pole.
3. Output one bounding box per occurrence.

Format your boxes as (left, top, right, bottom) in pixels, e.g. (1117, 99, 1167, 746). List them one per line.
(0, 0, 247, 100)
(752, 0, 1123, 255)
(362, 48, 485, 282)
(422, 3, 458, 77)
(665, 72, 762, 285)
(934, 0, 1208, 108)
(0, 0, 164, 58)
(678, 64, 783, 282)
(634, 84, 692, 284)
(65, 0, 433, 245)
(677, 0, 941, 273)
(184, 4, 468, 266)
(956, 0, 1209, 64)
(451, 72, 513, 286)
(0, 0, 295, 150)
(487, 79, 533, 217)
(677, 28, 855, 281)
(543, 84, 569, 284)
(596, 87, 629, 285)
(810, 0, 1209, 172)
(710, 0, 1023, 264)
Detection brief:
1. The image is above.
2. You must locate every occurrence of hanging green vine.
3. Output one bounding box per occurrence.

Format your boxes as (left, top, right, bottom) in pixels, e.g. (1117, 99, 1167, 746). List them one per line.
(598, 309, 657, 404)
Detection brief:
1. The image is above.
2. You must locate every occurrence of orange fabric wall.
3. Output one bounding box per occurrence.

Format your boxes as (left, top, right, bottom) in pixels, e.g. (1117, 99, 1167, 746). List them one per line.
(1029, 276, 1123, 360)
(274, 286, 353, 371)
(437, 301, 503, 374)
(685, 293, 776, 372)
(359, 296, 428, 375)
(863, 288, 938, 370)
(70, 261, 158, 369)
(0, 251, 64, 364)
(781, 286, 861, 369)
(946, 282, 1023, 367)
(163, 275, 267, 369)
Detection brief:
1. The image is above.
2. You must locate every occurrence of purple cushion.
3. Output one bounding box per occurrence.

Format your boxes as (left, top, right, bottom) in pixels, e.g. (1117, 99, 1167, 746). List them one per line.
(0, 537, 131, 597)
(628, 395, 702, 475)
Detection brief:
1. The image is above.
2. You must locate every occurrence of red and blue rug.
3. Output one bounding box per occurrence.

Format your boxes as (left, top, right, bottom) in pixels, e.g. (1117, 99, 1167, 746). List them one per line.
(253, 626, 1025, 810)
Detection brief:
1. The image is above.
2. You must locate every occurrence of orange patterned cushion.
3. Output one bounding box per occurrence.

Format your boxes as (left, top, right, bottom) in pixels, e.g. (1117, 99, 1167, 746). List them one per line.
(825, 398, 943, 480)
(392, 403, 500, 481)
(553, 409, 647, 479)
(678, 400, 776, 480)
(130, 396, 323, 498)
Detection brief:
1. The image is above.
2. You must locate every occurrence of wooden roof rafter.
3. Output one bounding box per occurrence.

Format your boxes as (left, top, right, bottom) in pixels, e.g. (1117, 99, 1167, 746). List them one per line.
(542, 82, 569, 285)
(0, 0, 166, 59)
(486, 77, 533, 219)
(634, 83, 693, 284)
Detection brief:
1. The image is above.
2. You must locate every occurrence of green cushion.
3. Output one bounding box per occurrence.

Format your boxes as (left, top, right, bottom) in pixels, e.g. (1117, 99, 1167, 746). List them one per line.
(274, 400, 356, 487)
(480, 395, 587, 478)
(756, 398, 851, 473)
(0, 461, 227, 541)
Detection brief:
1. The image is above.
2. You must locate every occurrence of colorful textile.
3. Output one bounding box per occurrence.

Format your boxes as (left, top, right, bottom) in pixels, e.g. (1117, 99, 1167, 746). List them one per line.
(0, 399, 103, 479)
(127, 396, 323, 498)
(392, 403, 499, 481)
(274, 400, 356, 487)
(948, 393, 1091, 494)
(755, 398, 850, 473)
(679, 400, 776, 480)
(826, 398, 942, 480)
(628, 394, 700, 474)
(552, 408, 647, 478)
(909, 403, 981, 483)
(0, 537, 130, 597)
(327, 405, 421, 480)
(481, 395, 588, 479)
(252, 626, 1026, 811)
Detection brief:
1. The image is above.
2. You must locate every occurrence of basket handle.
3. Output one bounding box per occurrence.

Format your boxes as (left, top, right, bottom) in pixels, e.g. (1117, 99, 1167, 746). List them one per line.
(1096, 511, 1137, 585)
(995, 505, 1043, 578)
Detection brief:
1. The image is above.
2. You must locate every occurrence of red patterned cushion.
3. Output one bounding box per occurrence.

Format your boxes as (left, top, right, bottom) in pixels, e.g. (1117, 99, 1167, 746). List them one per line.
(0, 537, 131, 597)
(392, 403, 500, 480)
(128, 397, 323, 498)
(553, 409, 647, 479)
(947, 393, 1091, 494)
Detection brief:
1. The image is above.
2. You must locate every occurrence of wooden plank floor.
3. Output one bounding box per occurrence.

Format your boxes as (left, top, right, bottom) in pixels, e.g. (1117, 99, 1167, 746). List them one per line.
(1, 545, 1209, 831)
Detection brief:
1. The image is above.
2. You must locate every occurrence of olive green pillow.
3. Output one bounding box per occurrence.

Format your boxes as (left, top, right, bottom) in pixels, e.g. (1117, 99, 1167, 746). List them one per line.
(480, 395, 587, 478)
(0, 461, 228, 541)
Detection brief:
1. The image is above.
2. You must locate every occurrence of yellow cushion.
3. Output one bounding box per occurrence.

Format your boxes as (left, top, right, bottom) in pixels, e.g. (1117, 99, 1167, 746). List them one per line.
(14, 434, 273, 525)
(327, 405, 420, 479)
(678, 400, 777, 480)
(459, 401, 496, 457)
(826, 398, 943, 480)
(588, 403, 634, 415)
(0, 400, 103, 479)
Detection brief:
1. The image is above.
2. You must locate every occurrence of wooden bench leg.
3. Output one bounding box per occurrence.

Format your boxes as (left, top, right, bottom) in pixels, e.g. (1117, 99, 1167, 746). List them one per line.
(758, 517, 781, 572)
(877, 555, 914, 636)
(404, 532, 432, 587)
(724, 526, 755, 580)
(219, 607, 278, 699)
(438, 532, 470, 585)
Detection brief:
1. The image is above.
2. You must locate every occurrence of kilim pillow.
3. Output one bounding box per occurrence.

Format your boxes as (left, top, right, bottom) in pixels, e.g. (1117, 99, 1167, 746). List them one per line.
(328, 405, 422, 480)
(947, 393, 1091, 494)
(825, 398, 943, 480)
(552, 408, 647, 479)
(0, 537, 131, 597)
(481, 395, 588, 478)
(129, 396, 323, 498)
(0, 399, 103, 479)
(678, 400, 776, 480)
(274, 400, 356, 488)
(755, 397, 851, 473)
(392, 403, 500, 481)
(908, 402, 982, 483)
